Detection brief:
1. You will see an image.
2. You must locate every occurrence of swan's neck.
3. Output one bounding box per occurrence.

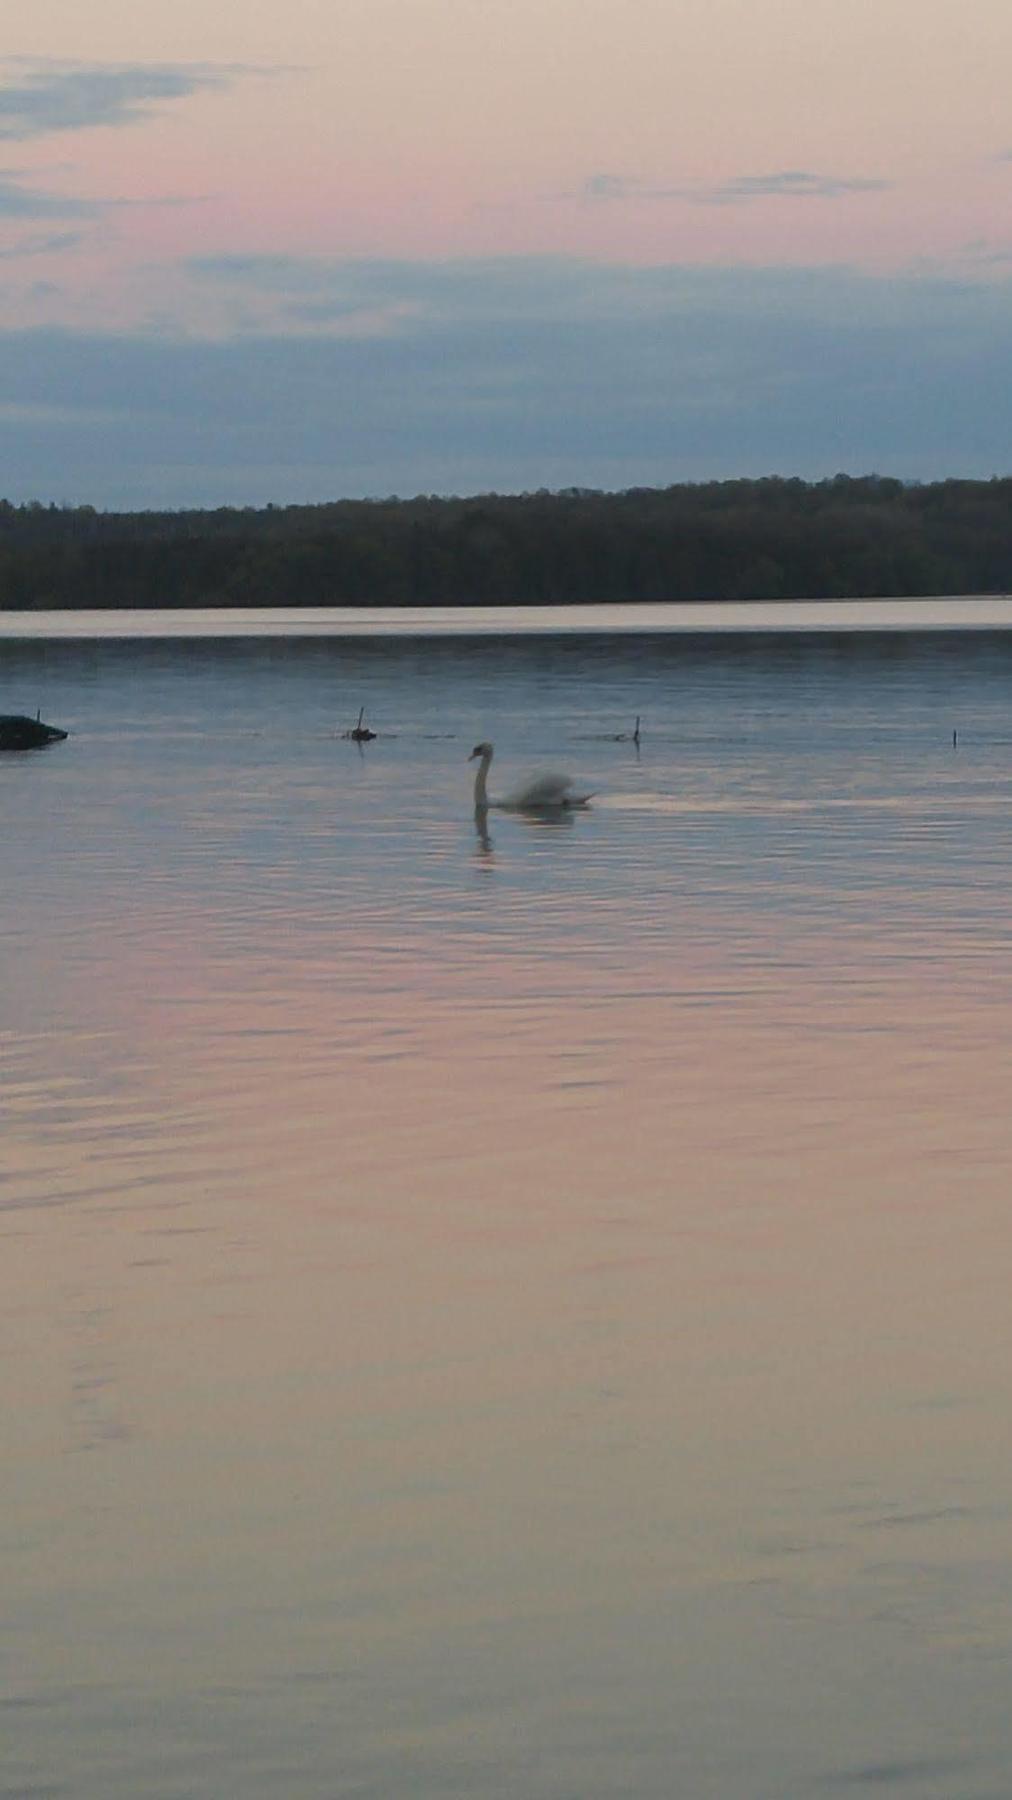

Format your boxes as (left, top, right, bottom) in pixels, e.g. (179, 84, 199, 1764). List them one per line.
(473, 748, 492, 808)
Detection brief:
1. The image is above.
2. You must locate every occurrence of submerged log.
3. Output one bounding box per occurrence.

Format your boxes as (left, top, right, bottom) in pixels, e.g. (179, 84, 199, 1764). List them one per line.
(343, 706, 377, 743)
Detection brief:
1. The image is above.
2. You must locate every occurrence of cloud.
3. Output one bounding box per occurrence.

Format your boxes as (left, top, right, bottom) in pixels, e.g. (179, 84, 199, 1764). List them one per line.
(0, 59, 277, 141)
(576, 169, 890, 206)
(0, 229, 82, 259)
(0, 169, 101, 217)
(960, 238, 1012, 267)
(0, 260, 1009, 507)
(184, 252, 925, 335)
(186, 252, 630, 326)
(0, 165, 205, 224)
(581, 173, 643, 202)
(188, 253, 325, 290)
(702, 170, 890, 203)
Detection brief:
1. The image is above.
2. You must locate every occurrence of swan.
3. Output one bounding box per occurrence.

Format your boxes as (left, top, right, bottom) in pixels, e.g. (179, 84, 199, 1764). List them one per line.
(469, 741, 594, 811)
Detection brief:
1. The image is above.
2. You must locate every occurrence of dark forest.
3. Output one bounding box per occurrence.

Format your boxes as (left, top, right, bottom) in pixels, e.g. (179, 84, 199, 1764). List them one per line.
(1, 475, 1010, 609)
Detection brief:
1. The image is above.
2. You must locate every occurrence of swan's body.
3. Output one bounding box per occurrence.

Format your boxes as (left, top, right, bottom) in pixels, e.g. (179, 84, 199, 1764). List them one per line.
(469, 742, 593, 811)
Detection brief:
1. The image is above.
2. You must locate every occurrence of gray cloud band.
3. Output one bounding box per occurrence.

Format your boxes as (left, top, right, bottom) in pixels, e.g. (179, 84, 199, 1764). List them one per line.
(578, 170, 890, 206)
(0, 59, 283, 141)
(0, 259, 1008, 506)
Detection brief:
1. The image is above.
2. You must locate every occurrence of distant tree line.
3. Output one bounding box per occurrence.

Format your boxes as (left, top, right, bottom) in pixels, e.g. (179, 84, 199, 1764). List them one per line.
(0, 475, 1010, 610)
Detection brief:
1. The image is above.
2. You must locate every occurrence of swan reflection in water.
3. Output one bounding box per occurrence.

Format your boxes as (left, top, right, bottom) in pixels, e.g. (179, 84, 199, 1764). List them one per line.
(473, 801, 578, 858)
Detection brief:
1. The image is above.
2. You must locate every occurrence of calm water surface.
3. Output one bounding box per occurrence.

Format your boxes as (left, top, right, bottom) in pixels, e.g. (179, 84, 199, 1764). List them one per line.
(3, 616, 1012, 1799)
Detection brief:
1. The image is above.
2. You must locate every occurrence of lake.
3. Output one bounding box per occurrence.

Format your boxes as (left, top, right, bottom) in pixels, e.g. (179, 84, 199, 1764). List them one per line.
(3, 606, 1012, 1799)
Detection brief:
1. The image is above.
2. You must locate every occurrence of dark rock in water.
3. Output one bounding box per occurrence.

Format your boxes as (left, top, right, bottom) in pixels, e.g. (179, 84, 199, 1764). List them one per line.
(0, 714, 69, 751)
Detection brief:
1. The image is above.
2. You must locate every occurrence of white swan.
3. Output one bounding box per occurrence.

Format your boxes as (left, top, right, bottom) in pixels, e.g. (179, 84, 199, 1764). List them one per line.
(469, 741, 594, 811)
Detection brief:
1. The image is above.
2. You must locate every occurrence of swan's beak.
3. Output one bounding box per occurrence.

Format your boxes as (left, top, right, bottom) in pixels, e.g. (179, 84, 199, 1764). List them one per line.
(468, 747, 479, 760)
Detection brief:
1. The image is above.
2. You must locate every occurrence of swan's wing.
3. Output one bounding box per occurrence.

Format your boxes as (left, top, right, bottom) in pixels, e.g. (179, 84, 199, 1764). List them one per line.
(505, 767, 578, 807)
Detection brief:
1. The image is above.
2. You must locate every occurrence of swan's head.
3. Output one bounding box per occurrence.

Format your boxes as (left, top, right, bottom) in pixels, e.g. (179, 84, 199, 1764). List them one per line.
(469, 741, 493, 761)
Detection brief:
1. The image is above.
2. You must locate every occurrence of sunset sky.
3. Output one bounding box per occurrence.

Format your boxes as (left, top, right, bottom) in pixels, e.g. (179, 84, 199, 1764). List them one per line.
(2, 0, 1011, 505)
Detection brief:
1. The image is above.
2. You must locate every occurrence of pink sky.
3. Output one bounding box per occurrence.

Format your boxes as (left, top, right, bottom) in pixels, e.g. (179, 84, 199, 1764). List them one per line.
(4, 0, 1012, 314)
(1, 1, 1010, 502)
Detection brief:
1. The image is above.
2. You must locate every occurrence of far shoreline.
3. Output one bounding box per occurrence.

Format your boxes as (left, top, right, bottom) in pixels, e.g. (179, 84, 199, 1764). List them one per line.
(2, 479, 1009, 613)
